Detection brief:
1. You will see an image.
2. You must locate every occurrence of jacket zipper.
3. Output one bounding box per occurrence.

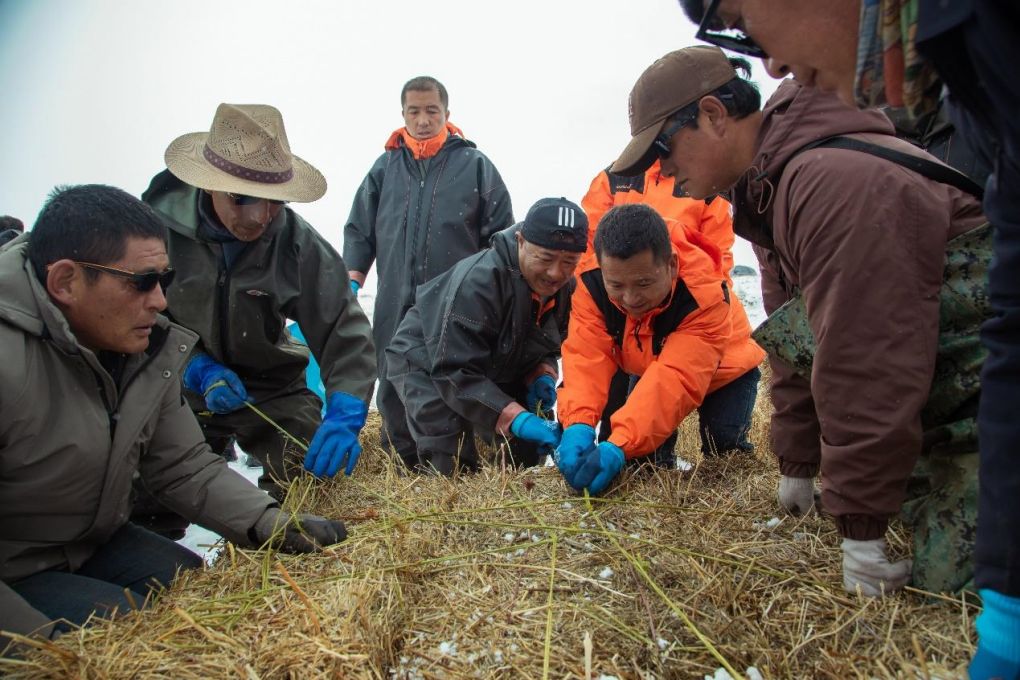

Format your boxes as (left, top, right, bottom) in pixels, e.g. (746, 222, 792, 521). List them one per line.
(632, 319, 644, 352)
(217, 264, 233, 365)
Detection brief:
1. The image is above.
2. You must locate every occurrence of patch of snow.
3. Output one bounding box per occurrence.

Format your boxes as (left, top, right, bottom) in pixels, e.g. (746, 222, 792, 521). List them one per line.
(599, 566, 614, 579)
(705, 667, 765, 680)
(438, 640, 458, 656)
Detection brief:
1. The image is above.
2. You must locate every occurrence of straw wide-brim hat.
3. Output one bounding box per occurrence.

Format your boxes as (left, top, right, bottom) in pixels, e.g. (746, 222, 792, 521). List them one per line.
(165, 103, 326, 203)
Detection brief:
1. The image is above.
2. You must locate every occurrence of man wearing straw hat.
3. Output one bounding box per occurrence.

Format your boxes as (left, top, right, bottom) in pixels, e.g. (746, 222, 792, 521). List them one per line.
(137, 103, 376, 537)
(344, 76, 514, 471)
(0, 185, 348, 658)
(385, 197, 586, 475)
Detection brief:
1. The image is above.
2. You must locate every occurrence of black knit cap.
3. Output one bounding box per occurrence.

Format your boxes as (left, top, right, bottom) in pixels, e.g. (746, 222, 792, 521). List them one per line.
(520, 197, 589, 253)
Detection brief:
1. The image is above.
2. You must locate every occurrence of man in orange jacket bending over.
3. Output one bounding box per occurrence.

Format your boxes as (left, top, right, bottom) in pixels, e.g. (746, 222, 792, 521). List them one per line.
(557, 203, 750, 494)
(579, 160, 764, 465)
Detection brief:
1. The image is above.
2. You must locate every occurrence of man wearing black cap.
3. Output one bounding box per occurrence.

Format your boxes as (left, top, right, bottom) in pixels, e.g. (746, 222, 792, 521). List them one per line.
(385, 197, 587, 475)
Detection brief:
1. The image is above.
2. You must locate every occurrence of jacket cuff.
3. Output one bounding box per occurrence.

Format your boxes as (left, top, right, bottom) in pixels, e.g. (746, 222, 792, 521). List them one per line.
(779, 460, 820, 478)
(496, 402, 527, 437)
(834, 514, 889, 540)
(524, 361, 558, 385)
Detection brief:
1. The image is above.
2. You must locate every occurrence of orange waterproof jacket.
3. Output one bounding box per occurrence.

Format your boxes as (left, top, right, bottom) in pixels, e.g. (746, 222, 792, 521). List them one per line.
(557, 221, 733, 458)
(580, 161, 764, 390)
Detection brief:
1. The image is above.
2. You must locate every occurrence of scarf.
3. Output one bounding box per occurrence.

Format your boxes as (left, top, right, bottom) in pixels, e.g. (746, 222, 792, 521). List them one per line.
(384, 122, 465, 159)
(854, 0, 941, 120)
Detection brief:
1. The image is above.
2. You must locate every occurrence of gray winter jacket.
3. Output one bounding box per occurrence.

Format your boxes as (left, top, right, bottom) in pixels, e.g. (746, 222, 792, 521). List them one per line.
(343, 133, 514, 358)
(143, 170, 376, 407)
(0, 242, 275, 640)
(386, 225, 571, 433)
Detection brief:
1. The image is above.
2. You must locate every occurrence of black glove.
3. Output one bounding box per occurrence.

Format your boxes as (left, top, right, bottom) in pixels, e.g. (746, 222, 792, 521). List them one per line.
(251, 508, 347, 553)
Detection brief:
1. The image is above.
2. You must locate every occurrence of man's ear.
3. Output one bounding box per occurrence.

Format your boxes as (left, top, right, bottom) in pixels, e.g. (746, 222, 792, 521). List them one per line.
(669, 251, 679, 280)
(698, 95, 730, 137)
(46, 260, 82, 307)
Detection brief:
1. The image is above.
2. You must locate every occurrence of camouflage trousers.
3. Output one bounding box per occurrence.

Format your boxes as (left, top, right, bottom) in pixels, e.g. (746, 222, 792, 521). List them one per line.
(901, 450, 979, 595)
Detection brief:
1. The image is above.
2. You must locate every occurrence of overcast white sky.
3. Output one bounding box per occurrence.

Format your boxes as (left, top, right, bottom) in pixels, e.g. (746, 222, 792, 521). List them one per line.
(0, 0, 782, 281)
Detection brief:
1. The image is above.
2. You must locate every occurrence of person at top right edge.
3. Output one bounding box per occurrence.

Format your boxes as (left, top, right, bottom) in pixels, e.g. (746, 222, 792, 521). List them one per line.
(676, 2, 1020, 677)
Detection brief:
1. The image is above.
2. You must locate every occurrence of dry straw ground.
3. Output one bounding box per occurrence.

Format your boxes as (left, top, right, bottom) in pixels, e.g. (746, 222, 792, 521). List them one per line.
(2, 378, 978, 679)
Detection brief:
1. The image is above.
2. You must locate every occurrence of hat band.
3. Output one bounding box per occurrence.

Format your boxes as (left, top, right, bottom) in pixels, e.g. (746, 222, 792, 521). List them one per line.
(202, 144, 295, 184)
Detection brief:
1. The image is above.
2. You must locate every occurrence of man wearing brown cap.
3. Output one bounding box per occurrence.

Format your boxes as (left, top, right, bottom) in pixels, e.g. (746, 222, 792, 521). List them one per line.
(612, 45, 989, 599)
(344, 76, 514, 470)
(385, 197, 585, 475)
(138, 104, 376, 536)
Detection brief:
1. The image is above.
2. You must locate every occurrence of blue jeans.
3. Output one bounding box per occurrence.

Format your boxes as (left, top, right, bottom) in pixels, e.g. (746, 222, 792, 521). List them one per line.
(9, 523, 202, 632)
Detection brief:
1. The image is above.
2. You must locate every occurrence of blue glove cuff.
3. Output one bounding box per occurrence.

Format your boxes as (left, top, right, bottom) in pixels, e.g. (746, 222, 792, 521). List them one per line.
(510, 411, 529, 437)
(976, 589, 1020, 662)
(325, 392, 368, 426)
(350, 279, 361, 294)
(183, 353, 216, 393)
(566, 424, 596, 438)
(601, 440, 625, 462)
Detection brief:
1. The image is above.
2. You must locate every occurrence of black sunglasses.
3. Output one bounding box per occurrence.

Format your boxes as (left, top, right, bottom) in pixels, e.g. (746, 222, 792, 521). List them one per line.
(652, 114, 697, 160)
(226, 192, 287, 206)
(75, 261, 176, 292)
(695, 0, 768, 59)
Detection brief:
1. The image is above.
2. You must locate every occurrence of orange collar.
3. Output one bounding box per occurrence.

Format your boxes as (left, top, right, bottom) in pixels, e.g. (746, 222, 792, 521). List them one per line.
(384, 122, 465, 159)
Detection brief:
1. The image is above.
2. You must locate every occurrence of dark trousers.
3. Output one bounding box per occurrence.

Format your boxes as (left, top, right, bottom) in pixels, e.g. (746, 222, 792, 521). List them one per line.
(919, 0, 1020, 595)
(388, 365, 543, 475)
(132, 388, 320, 538)
(377, 372, 418, 467)
(601, 366, 761, 467)
(9, 523, 202, 633)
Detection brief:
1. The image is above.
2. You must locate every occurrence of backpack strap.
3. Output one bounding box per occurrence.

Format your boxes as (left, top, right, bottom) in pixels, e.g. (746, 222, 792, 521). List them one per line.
(795, 136, 985, 200)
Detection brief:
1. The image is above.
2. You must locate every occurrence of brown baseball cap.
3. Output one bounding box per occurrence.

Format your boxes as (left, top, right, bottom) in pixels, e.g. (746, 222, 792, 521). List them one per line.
(611, 46, 737, 176)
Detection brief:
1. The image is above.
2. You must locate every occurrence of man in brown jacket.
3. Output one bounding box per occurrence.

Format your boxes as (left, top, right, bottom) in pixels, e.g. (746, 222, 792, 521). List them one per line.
(0, 185, 346, 656)
(613, 47, 987, 596)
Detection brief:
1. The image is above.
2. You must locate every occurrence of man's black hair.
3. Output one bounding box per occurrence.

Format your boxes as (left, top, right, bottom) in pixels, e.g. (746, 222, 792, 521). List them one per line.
(594, 204, 672, 266)
(28, 184, 167, 284)
(670, 57, 760, 127)
(401, 76, 449, 109)
(678, 0, 705, 22)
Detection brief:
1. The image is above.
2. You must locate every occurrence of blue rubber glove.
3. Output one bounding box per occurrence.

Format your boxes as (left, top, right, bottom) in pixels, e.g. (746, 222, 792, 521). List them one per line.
(304, 392, 368, 477)
(350, 279, 360, 295)
(525, 374, 557, 415)
(509, 412, 562, 448)
(568, 441, 625, 495)
(554, 424, 596, 480)
(969, 589, 1020, 680)
(183, 353, 250, 414)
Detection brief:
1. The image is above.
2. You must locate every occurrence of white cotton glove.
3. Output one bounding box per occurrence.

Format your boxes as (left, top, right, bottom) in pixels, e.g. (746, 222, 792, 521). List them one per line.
(777, 475, 816, 516)
(842, 538, 912, 597)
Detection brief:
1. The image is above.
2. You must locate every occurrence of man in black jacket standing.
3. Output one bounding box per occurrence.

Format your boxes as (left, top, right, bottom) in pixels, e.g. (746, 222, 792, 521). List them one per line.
(385, 198, 586, 475)
(344, 76, 514, 468)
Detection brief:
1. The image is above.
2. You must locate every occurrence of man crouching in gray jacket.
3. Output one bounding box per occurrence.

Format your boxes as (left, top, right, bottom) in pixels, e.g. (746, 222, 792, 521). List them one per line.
(386, 198, 588, 475)
(0, 185, 345, 657)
